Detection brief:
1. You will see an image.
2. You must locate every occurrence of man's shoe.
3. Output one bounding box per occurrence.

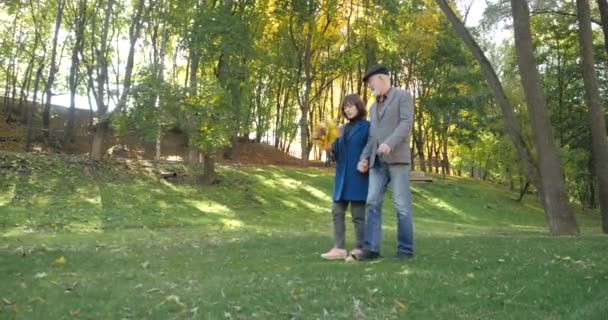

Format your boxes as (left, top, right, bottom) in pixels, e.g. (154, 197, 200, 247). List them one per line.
(395, 252, 414, 260)
(352, 250, 380, 261)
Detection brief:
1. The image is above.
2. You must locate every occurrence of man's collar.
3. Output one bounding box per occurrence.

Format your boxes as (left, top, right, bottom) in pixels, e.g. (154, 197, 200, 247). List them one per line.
(376, 88, 393, 103)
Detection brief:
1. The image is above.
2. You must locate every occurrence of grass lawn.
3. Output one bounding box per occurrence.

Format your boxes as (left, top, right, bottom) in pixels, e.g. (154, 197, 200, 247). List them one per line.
(1, 151, 607, 319)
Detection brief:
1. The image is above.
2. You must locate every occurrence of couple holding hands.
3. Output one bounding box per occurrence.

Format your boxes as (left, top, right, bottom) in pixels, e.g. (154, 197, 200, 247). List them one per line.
(321, 65, 415, 262)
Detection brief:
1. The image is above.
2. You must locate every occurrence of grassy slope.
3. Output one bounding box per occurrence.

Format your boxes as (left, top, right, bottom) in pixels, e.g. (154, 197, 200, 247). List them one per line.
(0, 152, 606, 319)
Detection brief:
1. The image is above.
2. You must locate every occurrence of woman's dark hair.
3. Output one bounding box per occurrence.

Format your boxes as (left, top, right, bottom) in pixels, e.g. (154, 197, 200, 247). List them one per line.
(340, 94, 367, 120)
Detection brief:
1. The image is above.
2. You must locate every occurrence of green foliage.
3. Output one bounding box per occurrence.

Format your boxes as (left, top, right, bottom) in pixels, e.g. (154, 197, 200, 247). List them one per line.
(183, 77, 232, 154)
(112, 65, 180, 143)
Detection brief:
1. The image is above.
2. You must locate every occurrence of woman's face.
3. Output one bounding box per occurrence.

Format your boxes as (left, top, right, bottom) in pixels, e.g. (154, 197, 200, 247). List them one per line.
(343, 104, 358, 120)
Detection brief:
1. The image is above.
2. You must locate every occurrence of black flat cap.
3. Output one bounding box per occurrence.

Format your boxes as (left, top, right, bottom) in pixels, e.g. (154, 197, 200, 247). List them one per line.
(363, 64, 390, 82)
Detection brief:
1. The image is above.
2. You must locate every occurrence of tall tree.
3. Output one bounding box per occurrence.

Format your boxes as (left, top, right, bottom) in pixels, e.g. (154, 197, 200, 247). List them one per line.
(596, 0, 608, 56)
(42, 0, 65, 148)
(510, 0, 578, 235)
(575, 0, 608, 233)
(435, 2, 540, 200)
(89, 0, 115, 161)
(436, 0, 582, 235)
(65, 0, 88, 144)
(114, 0, 145, 118)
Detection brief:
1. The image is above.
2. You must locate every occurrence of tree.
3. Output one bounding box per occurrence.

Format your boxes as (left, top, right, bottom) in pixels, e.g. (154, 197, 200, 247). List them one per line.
(88, 0, 115, 161)
(436, 0, 581, 235)
(42, 0, 65, 149)
(596, 0, 608, 56)
(65, 0, 88, 145)
(435, 0, 540, 188)
(575, 0, 608, 233)
(510, 0, 578, 235)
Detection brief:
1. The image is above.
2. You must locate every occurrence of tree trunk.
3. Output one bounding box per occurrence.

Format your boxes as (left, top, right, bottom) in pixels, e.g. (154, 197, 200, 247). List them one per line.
(42, 0, 65, 148)
(576, 0, 608, 233)
(65, 0, 87, 144)
(186, 32, 201, 164)
(300, 73, 313, 162)
(202, 154, 217, 184)
(470, 160, 475, 178)
(188, 147, 198, 164)
(411, 90, 426, 172)
(482, 157, 489, 181)
(152, 16, 168, 161)
(26, 63, 45, 152)
(17, 61, 34, 122)
(517, 181, 530, 202)
(5, 66, 17, 121)
(596, 0, 608, 57)
(427, 132, 433, 172)
(432, 132, 440, 174)
(588, 178, 597, 209)
(281, 90, 291, 150)
(90, 0, 115, 160)
(115, 0, 145, 115)
(4, 12, 20, 117)
(297, 26, 314, 164)
(436, 0, 540, 187)
(274, 77, 284, 148)
(442, 132, 450, 176)
(415, 108, 426, 172)
(437, 0, 581, 235)
(506, 165, 515, 190)
(510, 0, 579, 235)
(3, 63, 14, 116)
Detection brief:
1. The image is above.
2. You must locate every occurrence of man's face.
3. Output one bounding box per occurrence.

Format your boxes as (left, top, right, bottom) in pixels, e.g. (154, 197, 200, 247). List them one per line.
(367, 74, 384, 96)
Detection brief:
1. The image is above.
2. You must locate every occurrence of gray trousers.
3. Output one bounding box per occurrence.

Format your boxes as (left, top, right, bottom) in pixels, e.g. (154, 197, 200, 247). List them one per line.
(332, 201, 366, 249)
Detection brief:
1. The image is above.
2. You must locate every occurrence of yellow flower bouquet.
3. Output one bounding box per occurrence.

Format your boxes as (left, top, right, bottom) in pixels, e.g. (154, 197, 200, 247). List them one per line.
(312, 119, 340, 150)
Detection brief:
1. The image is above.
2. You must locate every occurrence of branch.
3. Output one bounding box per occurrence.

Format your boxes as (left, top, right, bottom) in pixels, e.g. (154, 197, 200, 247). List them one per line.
(531, 10, 603, 26)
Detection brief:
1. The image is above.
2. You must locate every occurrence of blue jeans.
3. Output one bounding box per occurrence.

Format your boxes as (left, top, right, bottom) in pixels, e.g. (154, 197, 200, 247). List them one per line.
(364, 160, 414, 255)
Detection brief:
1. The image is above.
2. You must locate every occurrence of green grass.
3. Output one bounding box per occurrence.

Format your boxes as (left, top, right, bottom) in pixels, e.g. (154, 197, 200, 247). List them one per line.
(1, 151, 606, 319)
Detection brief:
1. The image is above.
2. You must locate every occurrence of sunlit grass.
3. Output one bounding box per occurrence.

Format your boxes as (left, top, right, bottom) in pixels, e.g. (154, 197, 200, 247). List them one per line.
(0, 152, 606, 319)
(0, 183, 16, 206)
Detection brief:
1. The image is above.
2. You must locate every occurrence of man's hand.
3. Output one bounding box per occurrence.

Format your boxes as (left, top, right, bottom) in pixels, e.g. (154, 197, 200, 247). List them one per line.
(357, 159, 369, 173)
(377, 143, 392, 156)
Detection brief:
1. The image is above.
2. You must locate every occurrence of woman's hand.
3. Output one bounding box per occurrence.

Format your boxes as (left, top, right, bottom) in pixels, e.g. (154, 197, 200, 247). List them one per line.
(357, 159, 369, 173)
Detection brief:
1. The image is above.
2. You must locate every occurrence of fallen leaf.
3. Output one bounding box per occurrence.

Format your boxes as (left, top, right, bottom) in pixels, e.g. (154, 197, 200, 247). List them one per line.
(54, 256, 66, 265)
(159, 294, 186, 309)
(394, 298, 408, 312)
(29, 296, 45, 303)
(69, 310, 80, 316)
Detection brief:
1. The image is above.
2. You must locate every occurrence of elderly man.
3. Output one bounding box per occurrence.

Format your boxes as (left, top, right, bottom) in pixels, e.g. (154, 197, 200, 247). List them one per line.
(354, 64, 415, 261)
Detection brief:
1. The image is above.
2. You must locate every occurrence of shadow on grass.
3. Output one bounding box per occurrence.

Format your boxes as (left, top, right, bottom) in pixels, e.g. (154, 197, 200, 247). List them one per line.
(0, 154, 338, 236)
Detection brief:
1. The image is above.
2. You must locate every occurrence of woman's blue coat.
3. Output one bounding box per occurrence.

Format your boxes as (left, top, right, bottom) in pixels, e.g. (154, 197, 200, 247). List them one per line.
(332, 120, 370, 202)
